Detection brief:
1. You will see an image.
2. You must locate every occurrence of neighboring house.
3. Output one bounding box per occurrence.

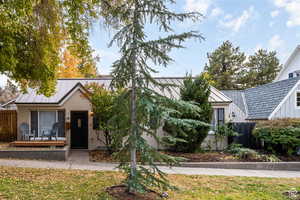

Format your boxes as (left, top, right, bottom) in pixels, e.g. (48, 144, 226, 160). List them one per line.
(223, 76, 300, 122)
(276, 45, 300, 81)
(15, 77, 232, 150)
(1, 98, 17, 110)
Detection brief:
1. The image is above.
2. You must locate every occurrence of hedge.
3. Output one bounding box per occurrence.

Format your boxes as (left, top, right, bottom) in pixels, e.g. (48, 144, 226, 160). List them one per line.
(253, 118, 300, 155)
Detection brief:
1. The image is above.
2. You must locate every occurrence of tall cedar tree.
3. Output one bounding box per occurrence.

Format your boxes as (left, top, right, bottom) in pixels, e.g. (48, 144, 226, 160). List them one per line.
(0, 0, 101, 96)
(238, 49, 282, 88)
(164, 74, 212, 153)
(204, 41, 246, 90)
(103, 0, 205, 193)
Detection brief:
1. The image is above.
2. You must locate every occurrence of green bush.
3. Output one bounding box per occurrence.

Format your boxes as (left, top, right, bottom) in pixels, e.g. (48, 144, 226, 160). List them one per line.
(163, 74, 212, 153)
(227, 144, 281, 162)
(253, 119, 300, 155)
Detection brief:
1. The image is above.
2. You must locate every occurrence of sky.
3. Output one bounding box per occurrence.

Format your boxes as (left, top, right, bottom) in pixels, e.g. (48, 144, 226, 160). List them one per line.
(1, 0, 300, 87)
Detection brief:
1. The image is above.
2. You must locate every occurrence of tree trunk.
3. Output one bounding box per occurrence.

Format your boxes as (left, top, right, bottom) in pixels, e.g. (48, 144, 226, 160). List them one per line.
(129, 0, 139, 192)
(130, 71, 137, 192)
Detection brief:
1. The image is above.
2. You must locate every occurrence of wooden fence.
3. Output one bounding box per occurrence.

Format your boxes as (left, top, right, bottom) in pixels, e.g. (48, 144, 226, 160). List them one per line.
(0, 110, 17, 142)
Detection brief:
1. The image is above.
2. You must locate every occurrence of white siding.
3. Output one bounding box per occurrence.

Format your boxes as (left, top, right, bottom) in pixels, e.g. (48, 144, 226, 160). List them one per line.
(277, 48, 300, 81)
(272, 84, 300, 119)
(227, 102, 247, 122)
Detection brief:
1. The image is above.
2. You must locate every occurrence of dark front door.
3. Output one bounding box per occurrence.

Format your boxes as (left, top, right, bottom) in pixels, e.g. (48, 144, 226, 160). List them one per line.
(71, 111, 88, 149)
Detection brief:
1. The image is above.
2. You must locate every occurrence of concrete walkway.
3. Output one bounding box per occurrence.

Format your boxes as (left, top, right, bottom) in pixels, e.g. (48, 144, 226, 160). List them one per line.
(0, 151, 299, 178)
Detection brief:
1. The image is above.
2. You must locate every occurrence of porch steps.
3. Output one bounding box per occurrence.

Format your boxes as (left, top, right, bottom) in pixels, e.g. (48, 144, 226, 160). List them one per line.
(10, 141, 66, 147)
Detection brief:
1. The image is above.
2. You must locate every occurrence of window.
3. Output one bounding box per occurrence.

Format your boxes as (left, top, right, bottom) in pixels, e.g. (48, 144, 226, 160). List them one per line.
(289, 73, 294, 79)
(30, 110, 65, 137)
(39, 111, 56, 136)
(297, 92, 300, 107)
(211, 108, 225, 129)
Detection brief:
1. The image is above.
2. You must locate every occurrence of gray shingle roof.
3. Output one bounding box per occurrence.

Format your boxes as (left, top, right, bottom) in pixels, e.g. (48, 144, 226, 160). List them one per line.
(244, 77, 300, 119)
(223, 77, 300, 120)
(15, 77, 232, 104)
(221, 90, 247, 113)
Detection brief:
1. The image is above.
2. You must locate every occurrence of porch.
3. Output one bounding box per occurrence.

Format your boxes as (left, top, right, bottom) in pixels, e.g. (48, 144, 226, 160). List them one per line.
(0, 142, 70, 161)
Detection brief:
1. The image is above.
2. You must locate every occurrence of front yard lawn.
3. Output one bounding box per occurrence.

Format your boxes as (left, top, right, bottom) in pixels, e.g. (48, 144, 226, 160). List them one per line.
(0, 166, 299, 200)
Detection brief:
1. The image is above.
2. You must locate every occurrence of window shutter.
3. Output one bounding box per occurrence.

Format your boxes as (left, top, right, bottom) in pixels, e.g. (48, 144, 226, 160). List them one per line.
(93, 114, 100, 130)
(30, 111, 38, 137)
(58, 110, 65, 137)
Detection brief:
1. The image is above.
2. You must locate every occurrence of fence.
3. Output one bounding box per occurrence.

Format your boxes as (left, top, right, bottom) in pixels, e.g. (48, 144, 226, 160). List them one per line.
(0, 110, 17, 142)
(229, 122, 257, 148)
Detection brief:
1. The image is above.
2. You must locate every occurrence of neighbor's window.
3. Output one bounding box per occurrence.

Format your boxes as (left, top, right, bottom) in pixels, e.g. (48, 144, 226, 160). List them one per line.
(297, 92, 300, 107)
(211, 108, 225, 129)
(289, 73, 294, 79)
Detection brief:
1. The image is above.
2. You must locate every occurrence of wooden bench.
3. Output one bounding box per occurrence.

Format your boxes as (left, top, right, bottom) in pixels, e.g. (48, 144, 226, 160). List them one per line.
(10, 141, 66, 147)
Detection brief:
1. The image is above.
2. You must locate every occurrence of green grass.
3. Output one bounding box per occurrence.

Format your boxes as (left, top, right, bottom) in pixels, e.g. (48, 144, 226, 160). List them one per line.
(0, 166, 299, 200)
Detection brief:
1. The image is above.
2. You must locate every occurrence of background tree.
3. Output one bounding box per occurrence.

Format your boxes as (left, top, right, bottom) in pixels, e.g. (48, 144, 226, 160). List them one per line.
(163, 74, 212, 153)
(204, 41, 246, 90)
(0, 80, 19, 104)
(238, 49, 282, 88)
(104, 0, 204, 194)
(0, 0, 101, 95)
(58, 50, 98, 78)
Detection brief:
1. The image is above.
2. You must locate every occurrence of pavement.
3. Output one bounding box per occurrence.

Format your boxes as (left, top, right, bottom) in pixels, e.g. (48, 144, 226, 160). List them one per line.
(0, 150, 299, 178)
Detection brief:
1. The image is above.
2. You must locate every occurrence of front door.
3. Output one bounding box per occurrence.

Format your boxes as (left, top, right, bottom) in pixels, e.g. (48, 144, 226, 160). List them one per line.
(71, 111, 88, 149)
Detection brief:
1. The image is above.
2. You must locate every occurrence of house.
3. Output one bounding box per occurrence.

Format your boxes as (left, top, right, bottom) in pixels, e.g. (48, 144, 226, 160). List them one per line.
(223, 76, 300, 122)
(276, 45, 300, 81)
(1, 98, 17, 110)
(15, 77, 232, 150)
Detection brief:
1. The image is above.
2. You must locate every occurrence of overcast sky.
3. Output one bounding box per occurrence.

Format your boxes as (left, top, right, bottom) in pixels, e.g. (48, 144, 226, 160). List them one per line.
(1, 0, 300, 87)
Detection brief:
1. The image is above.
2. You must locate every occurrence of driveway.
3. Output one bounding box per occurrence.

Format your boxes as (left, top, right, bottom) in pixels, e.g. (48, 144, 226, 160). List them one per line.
(0, 150, 299, 178)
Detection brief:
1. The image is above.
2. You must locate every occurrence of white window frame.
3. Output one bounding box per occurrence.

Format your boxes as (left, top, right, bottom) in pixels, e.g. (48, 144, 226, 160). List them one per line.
(29, 110, 58, 137)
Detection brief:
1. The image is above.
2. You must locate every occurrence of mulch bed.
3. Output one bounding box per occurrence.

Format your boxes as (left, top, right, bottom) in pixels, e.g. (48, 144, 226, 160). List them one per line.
(90, 150, 300, 163)
(279, 155, 300, 162)
(90, 150, 118, 162)
(162, 151, 238, 162)
(106, 185, 162, 200)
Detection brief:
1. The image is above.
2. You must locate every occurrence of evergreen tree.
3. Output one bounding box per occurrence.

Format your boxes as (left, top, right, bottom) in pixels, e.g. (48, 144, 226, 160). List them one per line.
(104, 0, 204, 193)
(238, 49, 282, 88)
(204, 41, 246, 90)
(164, 74, 212, 153)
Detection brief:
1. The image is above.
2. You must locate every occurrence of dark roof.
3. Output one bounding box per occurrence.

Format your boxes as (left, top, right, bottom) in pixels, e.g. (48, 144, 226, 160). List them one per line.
(244, 77, 300, 119)
(221, 90, 246, 113)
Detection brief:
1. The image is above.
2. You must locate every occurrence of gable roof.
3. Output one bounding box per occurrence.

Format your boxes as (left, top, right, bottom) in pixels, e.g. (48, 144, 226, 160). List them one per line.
(15, 77, 232, 104)
(225, 77, 300, 120)
(1, 98, 17, 107)
(221, 90, 247, 113)
(15, 82, 92, 105)
(275, 45, 300, 81)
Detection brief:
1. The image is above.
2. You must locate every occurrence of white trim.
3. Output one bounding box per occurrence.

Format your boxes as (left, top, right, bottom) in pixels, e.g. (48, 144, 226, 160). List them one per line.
(37, 111, 40, 137)
(275, 45, 300, 81)
(28, 111, 31, 138)
(58, 86, 88, 106)
(268, 80, 300, 119)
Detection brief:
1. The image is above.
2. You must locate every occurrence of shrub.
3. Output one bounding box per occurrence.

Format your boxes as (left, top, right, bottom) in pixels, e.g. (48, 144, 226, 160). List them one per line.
(253, 119, 300, 156)
(163, 74, 212, 153)
(227, 144, 281, 162)
(214, 124, 239, 151)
